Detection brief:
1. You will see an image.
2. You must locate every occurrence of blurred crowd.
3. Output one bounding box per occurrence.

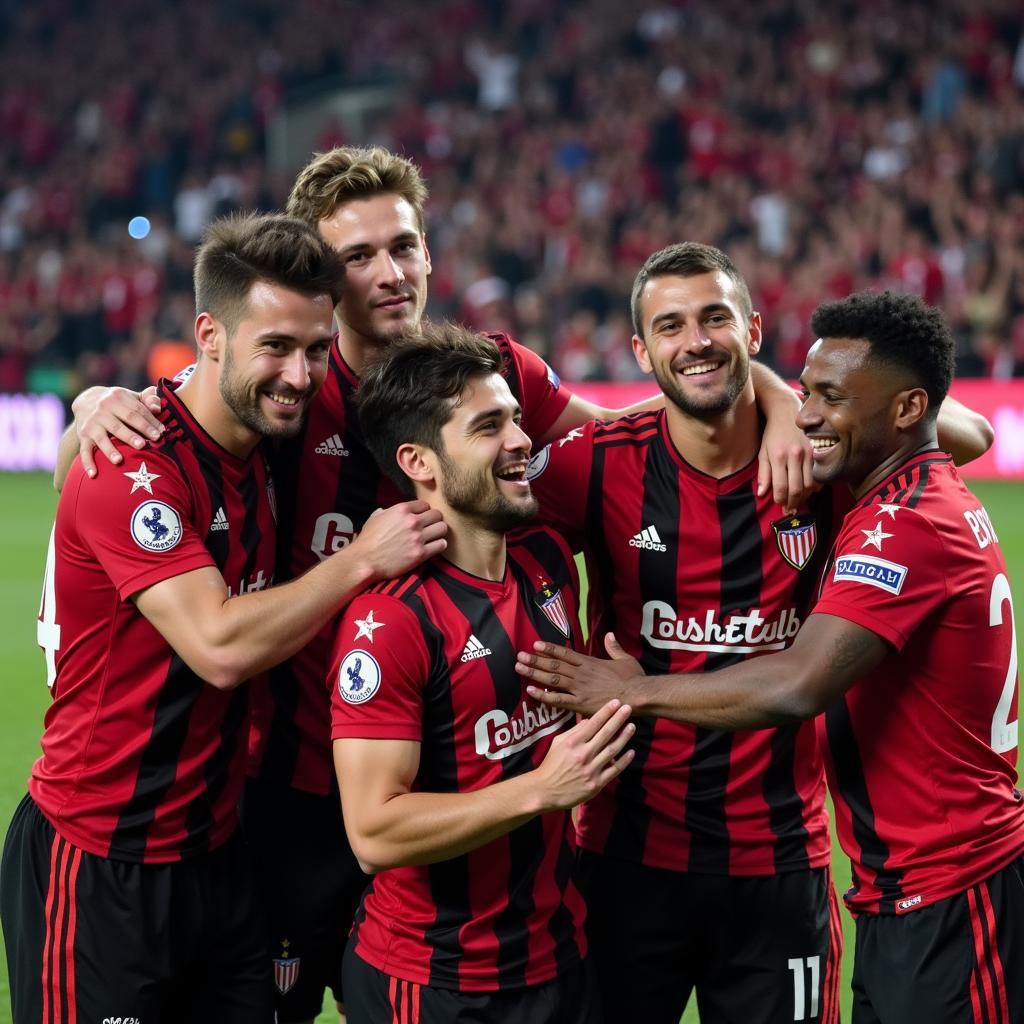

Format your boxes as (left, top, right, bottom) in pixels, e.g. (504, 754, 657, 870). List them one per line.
(3, 0, 1024, 398)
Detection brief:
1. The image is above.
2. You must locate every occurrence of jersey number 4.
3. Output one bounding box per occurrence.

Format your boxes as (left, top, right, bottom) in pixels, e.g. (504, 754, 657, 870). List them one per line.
(990, 573, 1019, 754)
(38, 525, 60, 689)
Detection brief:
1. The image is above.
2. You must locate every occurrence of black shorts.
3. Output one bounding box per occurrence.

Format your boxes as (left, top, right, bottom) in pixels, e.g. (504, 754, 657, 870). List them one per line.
(577, 848, 842, 1024)
(341, 943, 602, 1024)
(241, 776, 370, 1023)
(0, 793, 271, 1024)
(851, 852, 1024, 1024)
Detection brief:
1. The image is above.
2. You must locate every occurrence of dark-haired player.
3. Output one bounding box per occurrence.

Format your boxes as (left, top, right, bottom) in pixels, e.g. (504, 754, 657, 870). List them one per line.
(329, 322, 634, 1023)
(521, 246, 993, 1023)
(54, 147, 818, 1024)
(520, 291, 1023, 1024)
(1, 214, 446, 1024)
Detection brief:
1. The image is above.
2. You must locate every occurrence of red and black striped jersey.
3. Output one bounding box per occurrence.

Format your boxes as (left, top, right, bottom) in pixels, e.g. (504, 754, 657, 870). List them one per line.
(30, 380, 277, 863)
(329, 527, 587, 992)
(249, 332, 572, 795)
(813, 451, 1024, 914)
(528, 410, 846, 875)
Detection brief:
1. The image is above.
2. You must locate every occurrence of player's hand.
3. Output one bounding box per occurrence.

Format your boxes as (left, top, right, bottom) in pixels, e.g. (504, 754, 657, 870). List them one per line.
(516, 632, 643, 717)
(354, 501, 448, 578)
(756, 397, 815, 513)
(72, 385, 164, 477)
(532, 698, 635, 811)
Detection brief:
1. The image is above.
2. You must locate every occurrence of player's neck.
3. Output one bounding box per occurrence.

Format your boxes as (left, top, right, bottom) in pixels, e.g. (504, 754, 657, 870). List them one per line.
(175, 367, 260, 459)
(663, 388, 761, 479)
(336, 325, 384, 377)
(443, 516, 508, 582)
(851, 432, 940, 500)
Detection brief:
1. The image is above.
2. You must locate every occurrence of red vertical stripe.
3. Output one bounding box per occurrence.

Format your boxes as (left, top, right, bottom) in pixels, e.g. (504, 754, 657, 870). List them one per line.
(821, 875, 843, 1023)
(968, 886, 999, 1024)
(388, 974, 400, 1024)
(410, 979, 421, 1024)
(977, 883, 1010, 1024)
(62, 846, 82, 1024)
(41, 835, 64, 1024)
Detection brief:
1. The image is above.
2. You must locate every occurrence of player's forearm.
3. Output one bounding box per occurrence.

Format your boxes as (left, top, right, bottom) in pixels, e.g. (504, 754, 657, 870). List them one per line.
(175, 548, 378, 689)
(936, 396, 993, 465)
(629, 658, 812, 731)
(342, 773, 548, 874)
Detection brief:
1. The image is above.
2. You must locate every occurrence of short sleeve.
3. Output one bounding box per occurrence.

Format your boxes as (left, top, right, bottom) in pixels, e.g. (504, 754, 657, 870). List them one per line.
(525, 420, 596, 549)
(813, 503, 949, 651)
(330, 594, 433, 741)
(68, 447, 215, 600)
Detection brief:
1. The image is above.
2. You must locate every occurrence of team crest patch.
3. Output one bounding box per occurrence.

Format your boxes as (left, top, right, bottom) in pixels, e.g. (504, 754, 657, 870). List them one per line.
(338, 649, 381, 704)
(535, 577, 571, 638)
(833, 553, 908, 595)
(526, 446, 550, 480)
(772, 513, 817, 570)
(130, 500, 183, 552)
(273, 941, 300, 995)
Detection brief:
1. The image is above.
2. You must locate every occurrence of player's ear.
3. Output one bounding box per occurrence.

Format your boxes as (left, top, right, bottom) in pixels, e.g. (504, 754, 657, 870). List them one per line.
(746, 311, 762, 356)
(396, 442, 437, 487)
(632, 335, 654, 376)
(893, 386, 929, 430)
(422, 232, 432, 276)
(195, 313, 226, 363)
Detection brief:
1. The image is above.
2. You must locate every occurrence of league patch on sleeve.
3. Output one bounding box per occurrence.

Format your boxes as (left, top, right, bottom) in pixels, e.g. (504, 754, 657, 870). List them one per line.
(130, 500, 183, 552)
(526, 445, 551, 480)
(545, 362, 561, 390)
(833, 553, 908, 595)
(338, 649, 382, 705)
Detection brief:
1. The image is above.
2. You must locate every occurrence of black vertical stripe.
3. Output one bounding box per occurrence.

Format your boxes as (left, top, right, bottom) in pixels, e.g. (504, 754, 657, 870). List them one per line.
(605, 437, 679, 862)
(111, 656, 206, 857)
(763, 486, 836, 870)
(824, 699, 902, 909)
(432, 571, 537, 989)
(684, 486, 762, 872)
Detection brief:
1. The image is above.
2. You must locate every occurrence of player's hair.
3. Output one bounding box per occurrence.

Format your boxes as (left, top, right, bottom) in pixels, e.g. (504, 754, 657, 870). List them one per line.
(630, 241, 753, 337)
(193, 213, 344, 336)
(810, 291, 954, 416)
(287, 146, 428, 231)
(357, 322, 503, 496)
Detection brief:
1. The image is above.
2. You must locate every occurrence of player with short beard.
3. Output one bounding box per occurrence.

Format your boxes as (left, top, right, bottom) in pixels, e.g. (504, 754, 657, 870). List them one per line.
(2, 214, 446, 1024)
(330, 323, 634, 1024)
(521, 244, 994, 1024)
(53, 147, 827, 1024)
(520, 290, 1023, 1024)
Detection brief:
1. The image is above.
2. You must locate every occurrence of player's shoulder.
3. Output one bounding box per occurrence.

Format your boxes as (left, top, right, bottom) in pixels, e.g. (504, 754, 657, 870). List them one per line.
(592, 408, 663, 445)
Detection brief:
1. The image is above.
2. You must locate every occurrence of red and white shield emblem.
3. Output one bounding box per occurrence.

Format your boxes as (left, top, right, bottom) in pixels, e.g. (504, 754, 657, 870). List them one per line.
(273, 957, 301, 995)
(773, 514, 818, 570)
(535, 578, 571, 638)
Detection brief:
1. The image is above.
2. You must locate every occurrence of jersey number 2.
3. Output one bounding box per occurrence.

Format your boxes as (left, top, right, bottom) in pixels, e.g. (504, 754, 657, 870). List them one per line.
(990, 573, 1018, 754)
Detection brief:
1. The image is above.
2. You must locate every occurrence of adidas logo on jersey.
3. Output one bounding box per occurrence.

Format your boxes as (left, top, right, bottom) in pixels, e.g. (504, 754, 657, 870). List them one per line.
(315, 434, 349, 457)
(461, 634, 492, 662)
(210, 506, 229, 532)
(629, 525, 666, 551)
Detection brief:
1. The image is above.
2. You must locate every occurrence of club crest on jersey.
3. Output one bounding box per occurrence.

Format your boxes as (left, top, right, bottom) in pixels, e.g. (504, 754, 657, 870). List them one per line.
(772, 513, 817, 570)
(273, 941, 300, 994)
(535, 577, 571, 638)
(338, 649, 381, 704)
(130, 500, 182, 552)
(526, 445, 550, 480)
(833, 553, 908, 595)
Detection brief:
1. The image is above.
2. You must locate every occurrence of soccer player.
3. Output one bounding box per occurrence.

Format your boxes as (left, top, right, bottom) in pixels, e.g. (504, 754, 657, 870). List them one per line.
(330, 322, 635, 1023)
(516, 244, 994, 1023)
(0, 214, 446, 1024)
(519, 291, 1024, 1024)
(54, 147, 818, 1024)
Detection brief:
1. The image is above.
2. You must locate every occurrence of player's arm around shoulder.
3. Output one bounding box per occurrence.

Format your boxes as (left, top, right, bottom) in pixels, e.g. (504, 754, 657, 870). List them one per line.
(936, 395, 994, 465)
(134, 500, 447, 691)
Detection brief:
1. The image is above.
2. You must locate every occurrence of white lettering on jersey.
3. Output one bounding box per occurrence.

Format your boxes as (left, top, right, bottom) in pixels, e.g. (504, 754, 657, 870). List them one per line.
(474, 701, 571, 760)
(640, 601, 801, 653)
(964, 506, 999, 550)
(311, 512, 357, 561)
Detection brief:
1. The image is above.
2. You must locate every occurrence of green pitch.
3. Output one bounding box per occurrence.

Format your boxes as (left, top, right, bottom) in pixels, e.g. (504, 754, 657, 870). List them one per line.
(0, 471, 1020, 1024)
